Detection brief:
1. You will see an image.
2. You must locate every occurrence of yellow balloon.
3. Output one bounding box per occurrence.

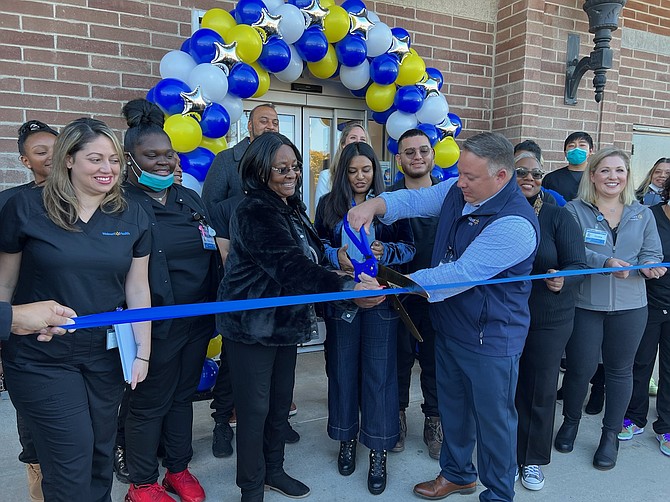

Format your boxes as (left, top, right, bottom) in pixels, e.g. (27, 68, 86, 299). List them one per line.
(323, 5, 349, 44)
(164, 114, 202, 153)
(227, 24, 262, 63)
(200, 135, 228, 154)
(307, 45, 338, 79)
(434, 137, 460, 168)
(396, 53, 426, 86)
(321, 0, 335, 6)
(206, 335, 223, 359)
(365, 83, 396, 113)
(251, 62, 270, 98)
(202, 8, 237, 39)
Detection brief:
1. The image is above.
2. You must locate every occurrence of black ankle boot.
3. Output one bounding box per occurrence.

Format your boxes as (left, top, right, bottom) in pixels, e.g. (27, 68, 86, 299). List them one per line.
(113, 445, 130, 484)
(338, 439, 357, 476)
(554, 419, 579, 453)
(368, 449, 387, 495)
(593, 430, 619, 470)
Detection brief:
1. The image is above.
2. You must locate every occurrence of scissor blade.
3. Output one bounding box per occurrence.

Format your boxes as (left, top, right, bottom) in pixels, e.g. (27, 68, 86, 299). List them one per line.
(377, 266, 429, 299)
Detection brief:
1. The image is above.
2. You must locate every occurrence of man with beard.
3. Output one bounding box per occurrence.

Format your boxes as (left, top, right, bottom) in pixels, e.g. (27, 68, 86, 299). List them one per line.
(388, 129, 442, 460)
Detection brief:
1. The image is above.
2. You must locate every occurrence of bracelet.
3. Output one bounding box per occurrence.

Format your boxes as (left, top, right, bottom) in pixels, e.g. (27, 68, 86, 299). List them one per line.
(135, 356, 150, 363)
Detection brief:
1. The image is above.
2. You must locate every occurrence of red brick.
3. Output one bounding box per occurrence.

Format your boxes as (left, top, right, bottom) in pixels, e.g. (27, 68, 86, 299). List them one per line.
(3, 92, 58, 110)
(88, 0, 148, 16)
(2, 0, 55, 17)
(55, 5, 119, 25)
(57, 66, 121, 86)
(57, 36, 119, 56)
(24, 79, 90, 97)
(0, 44, 22, 60)
(91, 25, 151, 45)
(0, 13, 20, 29)
(0, 29, 54, 49)
(148, 3, 189, 23)
(23, 48, 89, 68)
(22, 17, 88, 37)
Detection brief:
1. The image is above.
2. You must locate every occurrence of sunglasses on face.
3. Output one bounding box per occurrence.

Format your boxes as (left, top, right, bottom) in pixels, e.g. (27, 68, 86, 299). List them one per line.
(401, 146, 432, 158)
(271, 164, 302, 175)
(516, 167, 544, 180)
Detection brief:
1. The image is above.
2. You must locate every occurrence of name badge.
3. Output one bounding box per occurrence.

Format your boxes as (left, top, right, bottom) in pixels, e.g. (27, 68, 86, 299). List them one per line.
(584, 228, 608, 246)
(106, 328, 118, 350)
(199, 224, 217, 250)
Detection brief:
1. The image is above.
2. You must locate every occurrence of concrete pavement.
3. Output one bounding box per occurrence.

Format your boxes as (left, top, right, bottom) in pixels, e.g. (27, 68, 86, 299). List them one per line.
(0, 351, 666, 502)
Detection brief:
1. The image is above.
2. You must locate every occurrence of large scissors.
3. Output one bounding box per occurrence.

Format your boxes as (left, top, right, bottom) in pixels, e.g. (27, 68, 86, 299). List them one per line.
(342, 218, 428, 342)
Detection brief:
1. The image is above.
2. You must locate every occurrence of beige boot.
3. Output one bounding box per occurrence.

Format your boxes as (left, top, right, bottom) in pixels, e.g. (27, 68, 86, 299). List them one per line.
(26, 463, 44, 502)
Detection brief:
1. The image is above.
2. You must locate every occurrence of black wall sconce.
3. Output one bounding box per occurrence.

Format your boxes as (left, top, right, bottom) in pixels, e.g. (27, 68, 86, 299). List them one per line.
(564, 0, 627, 105)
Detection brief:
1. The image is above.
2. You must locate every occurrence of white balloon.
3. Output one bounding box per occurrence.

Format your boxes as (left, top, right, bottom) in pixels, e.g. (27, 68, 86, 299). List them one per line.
(265, 0, 284, 13)
(276, 4, 305, 45)
(160, 50, 197, 82)
(339, 59, 370, 90)
(219, 94, 244, 123)
(275, 45, 304, 83)
(416, 93, 450, 125)
(181, 172, 203, 196)
(386, 110, 418, 140)
(366, 22, 392, 58)
(188, 63, 228, 103)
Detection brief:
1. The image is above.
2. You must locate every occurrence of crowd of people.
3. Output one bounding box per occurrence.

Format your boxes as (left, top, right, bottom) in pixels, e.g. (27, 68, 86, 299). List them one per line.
(0, 103, 668, 502)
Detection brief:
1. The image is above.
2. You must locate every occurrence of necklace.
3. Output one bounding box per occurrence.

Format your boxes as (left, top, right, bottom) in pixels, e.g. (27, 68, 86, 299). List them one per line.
(149, 189, 168, 202)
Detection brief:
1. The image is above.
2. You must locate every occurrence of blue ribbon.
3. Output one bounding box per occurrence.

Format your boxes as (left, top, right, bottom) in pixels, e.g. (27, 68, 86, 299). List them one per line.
(65, 262, 670, 329)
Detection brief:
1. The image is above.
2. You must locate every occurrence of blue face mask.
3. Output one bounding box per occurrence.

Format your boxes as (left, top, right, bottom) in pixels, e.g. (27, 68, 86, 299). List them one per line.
(128, 155, 174, 192)
(565, 147, 588, 166)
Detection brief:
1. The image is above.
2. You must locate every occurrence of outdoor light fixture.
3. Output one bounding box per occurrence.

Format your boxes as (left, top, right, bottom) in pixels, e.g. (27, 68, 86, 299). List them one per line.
(564, 0, 627, 105)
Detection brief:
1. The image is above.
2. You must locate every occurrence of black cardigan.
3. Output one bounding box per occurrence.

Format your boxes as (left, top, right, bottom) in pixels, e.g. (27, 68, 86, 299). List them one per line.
(217, 188, 352, 346)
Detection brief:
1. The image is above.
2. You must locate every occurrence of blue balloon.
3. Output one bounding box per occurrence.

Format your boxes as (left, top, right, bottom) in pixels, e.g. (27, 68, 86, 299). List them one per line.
(394, 86, 424, 114)
(335, 35, 367, 67)
(425, 67, 444, 90)
(386, 136, 399, 155)
(180, 38, 191, 53)
(372, 106, 396, 125)
(350, 82, 370, 98)
(179, 147, 216, 182)
(228, 63, 260, 98)
(342, 0, 366, 13)
(235, 0, 265, 25)
(188, 28, 224, 64)
(295, 28, 329, 63)
(201, 103, 231, 139)
(431, 167, 445, 181)
(393, 171, 404, 184)
(146, 86, 157, 104)
(443, 165, 459, 178)
(289, 0, 313, 7)
(153, 78, 190, 115)
(197, 358, 219, 392)
(417, 123, 439, 146)
(391, 27, 411, 47)
(258, 37, 291, 73)
(370, 54, 399, 85)
(447, 113, 463, 137)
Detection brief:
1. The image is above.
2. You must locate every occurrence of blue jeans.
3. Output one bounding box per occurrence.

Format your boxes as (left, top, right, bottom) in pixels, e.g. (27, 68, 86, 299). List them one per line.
(324, 301, 399, 451)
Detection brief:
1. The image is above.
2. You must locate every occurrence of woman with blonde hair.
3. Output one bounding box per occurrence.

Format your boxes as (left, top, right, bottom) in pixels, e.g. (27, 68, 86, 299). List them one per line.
(314, 121, 368, 207)
(635, 157, 670, 205)
(556, 147, 665, 471)
(0, 117, 152, 502)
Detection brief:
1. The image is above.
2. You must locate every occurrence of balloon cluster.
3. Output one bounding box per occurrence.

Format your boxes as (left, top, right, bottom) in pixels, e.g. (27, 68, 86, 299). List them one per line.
(148, 0, 463, 188)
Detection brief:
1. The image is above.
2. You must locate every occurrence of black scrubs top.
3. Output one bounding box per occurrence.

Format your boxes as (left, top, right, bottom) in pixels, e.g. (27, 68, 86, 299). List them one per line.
(0, 187, 151, 362)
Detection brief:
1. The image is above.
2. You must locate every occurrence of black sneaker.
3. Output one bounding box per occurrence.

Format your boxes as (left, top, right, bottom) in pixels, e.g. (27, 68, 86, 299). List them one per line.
(212, 421, 234, 458)
(113, 445, 130, 484)
(265, 470, 310, 498)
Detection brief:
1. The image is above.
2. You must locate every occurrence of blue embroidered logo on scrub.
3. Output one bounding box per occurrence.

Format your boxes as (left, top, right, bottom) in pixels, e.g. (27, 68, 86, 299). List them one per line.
(101, 231, 131, 236)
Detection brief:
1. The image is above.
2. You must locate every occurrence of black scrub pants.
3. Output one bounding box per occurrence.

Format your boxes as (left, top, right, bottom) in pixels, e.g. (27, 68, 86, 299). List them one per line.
(516, 320, 573, 466)
(125, 316, 211, 485)
(3, 350, 124, 502)
(397, 298, 439, 417)
(224, 338, 297, 500)
(17, 410, 39, 463)
(625, 306, 670, 433)
(210, 343, 235, 424)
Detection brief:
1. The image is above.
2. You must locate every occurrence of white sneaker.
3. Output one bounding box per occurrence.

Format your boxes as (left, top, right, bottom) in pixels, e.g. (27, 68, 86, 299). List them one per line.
(521, 464, 545, 491)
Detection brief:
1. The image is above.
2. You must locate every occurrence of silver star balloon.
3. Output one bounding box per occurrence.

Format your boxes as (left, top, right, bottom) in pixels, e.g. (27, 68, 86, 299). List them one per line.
(301, 0, 329, 30)
(436, 118, 459, 139)
(416, 74, 441, 99)
(180, 86, 208, 116)
(348, 8, 374, 39)
(388, 34, 410, 63)
(210, 41, 241, 76)
(252, 8, 282, 43)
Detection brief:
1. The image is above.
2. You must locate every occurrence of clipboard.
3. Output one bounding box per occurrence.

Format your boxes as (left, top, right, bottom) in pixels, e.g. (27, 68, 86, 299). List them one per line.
(113, 323, 137, 383)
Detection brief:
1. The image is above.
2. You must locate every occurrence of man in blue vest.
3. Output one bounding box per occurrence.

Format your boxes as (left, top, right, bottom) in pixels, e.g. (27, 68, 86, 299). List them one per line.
(348, 132, 539, 501)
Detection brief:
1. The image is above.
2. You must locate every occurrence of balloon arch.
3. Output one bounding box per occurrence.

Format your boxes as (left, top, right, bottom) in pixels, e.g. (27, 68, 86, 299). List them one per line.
(147, 0, 463, 189)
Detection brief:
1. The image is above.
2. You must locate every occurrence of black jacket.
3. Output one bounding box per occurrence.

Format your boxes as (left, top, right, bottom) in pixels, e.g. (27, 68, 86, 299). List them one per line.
(201, 139, 248, 213)
(217, 188, 352, 346)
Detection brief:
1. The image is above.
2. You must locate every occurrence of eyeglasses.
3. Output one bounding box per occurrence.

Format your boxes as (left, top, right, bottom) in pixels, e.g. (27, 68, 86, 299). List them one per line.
(401, 146, 432, 158)
(516, 167, 544, 180)
(271, 164, 302, 175)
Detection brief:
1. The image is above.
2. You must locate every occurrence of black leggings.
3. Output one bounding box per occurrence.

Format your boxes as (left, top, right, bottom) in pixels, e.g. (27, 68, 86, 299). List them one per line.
(562, 307, 647, 433)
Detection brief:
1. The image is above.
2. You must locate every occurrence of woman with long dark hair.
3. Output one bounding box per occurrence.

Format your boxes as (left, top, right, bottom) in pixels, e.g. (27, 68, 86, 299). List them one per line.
(315, 142, 415, 495)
